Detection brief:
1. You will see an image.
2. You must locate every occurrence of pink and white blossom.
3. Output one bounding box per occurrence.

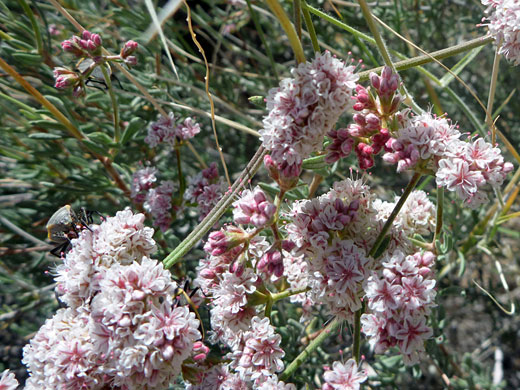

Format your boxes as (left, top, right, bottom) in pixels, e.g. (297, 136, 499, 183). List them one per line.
(0, 370, 18, 390)
(481, 0, 520, 65)
(260, 51, 359, 176)
(322, 359, 367, 390)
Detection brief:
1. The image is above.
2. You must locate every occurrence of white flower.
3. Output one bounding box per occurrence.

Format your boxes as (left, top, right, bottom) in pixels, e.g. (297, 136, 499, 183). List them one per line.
(481, 0, 520, 65)
(0, 370, 18, 390)
(260, 51, 359, 175)
(322, 359, 367, 390)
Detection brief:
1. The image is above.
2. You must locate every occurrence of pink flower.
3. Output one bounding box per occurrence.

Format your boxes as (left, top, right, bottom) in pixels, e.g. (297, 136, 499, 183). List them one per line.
(145, 112, 177, 147)
(322, 359, 367, 390)
(436, 158, 485, 201)
(481, 0, 520, 65)
(130, 165, 157, 202)
(260, 51, 359, 176)
(53, 67, 80, 89)
(233, 186, 276, 227)
(236, 316, 285, 380)
(204, 225, 249, 256)
(121, 40, 138, 58)
(176, 117, 201, 139)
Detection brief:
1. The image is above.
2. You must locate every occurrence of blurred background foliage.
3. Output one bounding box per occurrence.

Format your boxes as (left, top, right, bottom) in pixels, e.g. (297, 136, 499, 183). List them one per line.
(0, 0, 519, 388)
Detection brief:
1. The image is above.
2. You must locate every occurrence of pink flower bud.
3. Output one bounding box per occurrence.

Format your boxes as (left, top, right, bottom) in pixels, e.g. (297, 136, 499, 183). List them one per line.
(124, 56, 138, 66)
(82, 30, 92, 40)
(91, 33, 102, 47)
(121, 40, 138, 58)
(281, 239, 296, 252)
(204, 226, 248, 256)
(365, 113, 381, 130)
(370, 72, 381, 89)
(353, 113, 366, 126)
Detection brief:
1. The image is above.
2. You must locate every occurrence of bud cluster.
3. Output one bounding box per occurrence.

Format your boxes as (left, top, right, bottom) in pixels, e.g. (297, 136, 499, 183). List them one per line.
(326, 66, 401, 169)
(53, 30, 139, 96)
(145, 113, 201, 148)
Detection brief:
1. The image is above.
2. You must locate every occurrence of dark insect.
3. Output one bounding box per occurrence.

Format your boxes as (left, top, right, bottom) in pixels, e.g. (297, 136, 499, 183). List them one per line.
(46, 205, 98, 257)
(77, 58, 123, 90)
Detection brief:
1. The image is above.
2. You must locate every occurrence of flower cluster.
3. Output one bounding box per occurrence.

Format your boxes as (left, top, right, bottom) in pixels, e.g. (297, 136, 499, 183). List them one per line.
(145, 113, 201, 147)
(23, 210, 201, 389)
(384, 112, 513, 207)
(260, 51, 359, 177)
(361, 251, 437, 365)
(283, 178, 427, 320)
(185, 162, 227, 221)
(322, 359, 367, 390)
(326, 66, 400, 169)
(481, 0, 520, 65)
(53, 30, 138, 96)
(61, 30, 102, 57)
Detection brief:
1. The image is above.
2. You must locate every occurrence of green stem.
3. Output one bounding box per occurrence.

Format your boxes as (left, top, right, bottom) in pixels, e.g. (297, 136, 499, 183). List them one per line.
(17, 0, 43, 55)
(175, 145, 186, 197)
(246, 0, 280, 82)
(302, 1, 320, 53)
(163, 147, 267, 269)
(486, 42, 501, 146)
(302, 3, 493, 81)
(353, 307, 362, 363)
(433, 186, 444, 248)
(100, 64, 120, 143)
(272, 287, 309, 302)
(280, 318, 342, 381)
(357, 0, 393, 68)
(369, 172, 422, 258)
(264, 290, 274, 318)
(294, 0, 302, 40)
(265, 0, 306, 64)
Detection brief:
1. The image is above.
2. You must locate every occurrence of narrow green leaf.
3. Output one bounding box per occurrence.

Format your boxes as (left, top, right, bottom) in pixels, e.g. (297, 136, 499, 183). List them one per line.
(439, 46, 484, 88)
(121, 117, 145, 144)
(11, 51, 42, 66)
(82, 139, 111, 156)
(28, 132, 62, 140)
(88, 132, 116, 146)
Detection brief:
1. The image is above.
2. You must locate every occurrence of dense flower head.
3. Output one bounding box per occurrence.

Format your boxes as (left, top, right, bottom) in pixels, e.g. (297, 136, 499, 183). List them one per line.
(145, 113, 202, 147)
(25, 209, 202, 389)
(260, 51, 359, 176)
(233, 316, 285, 381)
(322, 359, 367, 390)
(326, 66, 399, 169)
(373, 190, 436, 237)
(54, 209, 156, 309)
(361, 250, 437, 365)
(481, 0, 520, 65)
(90, 258, 200, 389)
(208, 269, 259, 347)
(0, 369, 18, 390)
(233, 186, 276, 227)
(185, 364, 249, 389)
(383, 112, 513, 208)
